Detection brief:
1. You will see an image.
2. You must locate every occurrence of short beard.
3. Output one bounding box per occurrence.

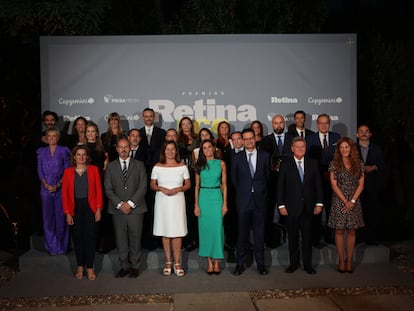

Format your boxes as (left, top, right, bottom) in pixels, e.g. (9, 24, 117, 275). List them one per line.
(273, 128, 284, 135)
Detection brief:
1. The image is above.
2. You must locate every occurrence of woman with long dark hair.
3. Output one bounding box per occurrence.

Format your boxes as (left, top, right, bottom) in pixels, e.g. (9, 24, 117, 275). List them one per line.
(194, 139, 227, 274)
(328, 137, 365, 273)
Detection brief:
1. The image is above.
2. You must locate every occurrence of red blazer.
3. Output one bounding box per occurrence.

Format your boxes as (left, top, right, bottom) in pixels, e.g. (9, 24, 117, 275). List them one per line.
(62, 165, 103, 216)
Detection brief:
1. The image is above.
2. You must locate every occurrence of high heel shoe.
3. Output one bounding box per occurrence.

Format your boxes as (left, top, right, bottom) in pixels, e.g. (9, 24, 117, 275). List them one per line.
(75, 266, 84, 279)
(345, 258, 353, 273)
(207, 265, 214, 275)
(163, 262, 172, 276)
(174, 263, 185, 277)
(338, 261, 346, 273)
(86, 268, 96, 281)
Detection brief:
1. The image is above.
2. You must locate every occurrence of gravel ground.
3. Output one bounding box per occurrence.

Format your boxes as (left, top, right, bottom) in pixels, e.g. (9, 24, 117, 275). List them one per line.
(1, 240, 413, 309)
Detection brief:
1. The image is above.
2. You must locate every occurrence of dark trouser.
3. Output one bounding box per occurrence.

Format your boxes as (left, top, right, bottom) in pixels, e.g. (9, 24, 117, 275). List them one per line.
(72, 198, 97, 268)
(286, 213, 313, 267)
(236, 196, 265, 267)
(312, 177, 333, 244)
(113, 213, 144, 270)
(361, 191, 380, 243)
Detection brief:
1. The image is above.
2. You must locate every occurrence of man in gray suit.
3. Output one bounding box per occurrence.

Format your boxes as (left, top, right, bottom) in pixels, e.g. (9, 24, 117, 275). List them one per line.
(104, 138, 147, 278)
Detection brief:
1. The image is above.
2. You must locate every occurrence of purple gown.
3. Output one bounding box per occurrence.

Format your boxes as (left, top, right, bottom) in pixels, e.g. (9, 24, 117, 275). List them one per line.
(37, 145, 71, 255)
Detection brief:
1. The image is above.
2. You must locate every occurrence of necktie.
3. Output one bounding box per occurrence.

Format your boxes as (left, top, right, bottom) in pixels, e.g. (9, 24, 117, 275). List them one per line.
(248, 153, 255, 178)
(297, 160, 304, 183)
(122, 160, 127, 181)
(147, 129, 152, 145)
(323, 134, 328, 150)
(277, 136, 283, 154)
(131, 149, 136, 158)
(300, 131, 304, 137)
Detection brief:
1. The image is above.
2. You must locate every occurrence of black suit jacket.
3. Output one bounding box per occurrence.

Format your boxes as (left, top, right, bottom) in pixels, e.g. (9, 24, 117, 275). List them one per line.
(261, 132, 294, 170)
(230, 149, 270, 211)
(306, 131, 341, 170)
(357, 142, 384, 193)
(288, 128, 314, 139)
(139, 126, 166, 172)
(277, 156, 323, 217)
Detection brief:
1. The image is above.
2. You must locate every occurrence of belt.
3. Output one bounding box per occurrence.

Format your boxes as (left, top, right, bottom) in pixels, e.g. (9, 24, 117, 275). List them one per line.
(200, 186, 220, 189)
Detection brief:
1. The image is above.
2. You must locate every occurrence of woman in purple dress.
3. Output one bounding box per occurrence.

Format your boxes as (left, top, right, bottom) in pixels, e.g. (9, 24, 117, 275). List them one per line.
(37, 127, 71, 255)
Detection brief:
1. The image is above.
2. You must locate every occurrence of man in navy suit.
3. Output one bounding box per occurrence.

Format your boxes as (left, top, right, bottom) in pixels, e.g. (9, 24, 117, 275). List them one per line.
(306, 114, 341, 247)
(288, 110, 314, 139)
(356, 124, 385, 245)
(231, 128, 270, 276)
(261, 115, 294, 248)
(139, 108, 166, 250)
(277, 137, 323, 274)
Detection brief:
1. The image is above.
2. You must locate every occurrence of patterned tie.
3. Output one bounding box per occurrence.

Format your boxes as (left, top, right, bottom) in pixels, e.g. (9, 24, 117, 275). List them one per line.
(248, 153, 255, 178)
(122, 160, 127, 181)
(297, 160, 304, 183)
(277, 136, 283, 154)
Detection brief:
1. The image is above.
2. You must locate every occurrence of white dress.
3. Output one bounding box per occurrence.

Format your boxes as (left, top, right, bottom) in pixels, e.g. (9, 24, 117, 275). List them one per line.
(151, 165, 190, 237)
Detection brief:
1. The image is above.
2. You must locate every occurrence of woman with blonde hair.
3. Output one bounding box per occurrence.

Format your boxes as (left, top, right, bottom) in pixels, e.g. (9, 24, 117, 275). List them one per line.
(101, 112, 125, 163)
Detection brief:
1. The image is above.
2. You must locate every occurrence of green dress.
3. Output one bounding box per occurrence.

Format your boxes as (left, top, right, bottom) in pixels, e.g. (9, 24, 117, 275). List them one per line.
(198, 159, 224, 259)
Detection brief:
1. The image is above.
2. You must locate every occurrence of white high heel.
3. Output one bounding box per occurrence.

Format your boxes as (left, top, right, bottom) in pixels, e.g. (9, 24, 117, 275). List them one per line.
(174, 263, 185, 277)
(163, 262, 172, 276)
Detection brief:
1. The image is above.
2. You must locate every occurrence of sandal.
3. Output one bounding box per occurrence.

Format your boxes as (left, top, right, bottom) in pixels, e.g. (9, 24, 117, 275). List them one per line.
(75, 266, 84, 279)
(163, 262, 172, 276)
(174, 263, 185, 277)
(86, 268, 96, 281)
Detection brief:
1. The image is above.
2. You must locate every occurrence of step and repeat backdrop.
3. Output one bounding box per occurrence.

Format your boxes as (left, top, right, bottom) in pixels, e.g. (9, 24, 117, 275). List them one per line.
(40, 34, 356, 136)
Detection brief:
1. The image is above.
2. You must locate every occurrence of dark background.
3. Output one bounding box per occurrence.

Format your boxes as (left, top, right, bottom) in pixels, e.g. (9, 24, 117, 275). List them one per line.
(1, 0, 413, 251)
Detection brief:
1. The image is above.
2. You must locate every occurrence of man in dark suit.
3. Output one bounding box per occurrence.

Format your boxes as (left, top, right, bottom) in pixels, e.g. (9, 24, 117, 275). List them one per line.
(288, 110, 314, 138)
(104, 138, 147, 278)
(260, 114, 294, 248)
(139, 108, 166, 250)
(139, 108, 166, 173)
(356, 124, 385, 245)
(231, 128, 270, 276)
(277, 137, 323, 274)
(306, 113, 341, 247)
(128, 128, 147, 162)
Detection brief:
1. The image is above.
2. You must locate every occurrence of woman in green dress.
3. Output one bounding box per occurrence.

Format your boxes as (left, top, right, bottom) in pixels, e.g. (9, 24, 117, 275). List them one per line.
(194, 139, 228, 274)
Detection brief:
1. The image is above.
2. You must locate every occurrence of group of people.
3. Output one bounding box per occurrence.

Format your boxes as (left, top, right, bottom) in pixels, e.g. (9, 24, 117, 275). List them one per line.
(36, 108, 384, 280)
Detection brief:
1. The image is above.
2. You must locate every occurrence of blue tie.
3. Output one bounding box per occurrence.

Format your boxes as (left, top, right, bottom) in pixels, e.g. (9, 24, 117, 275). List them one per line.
(297, 160, 304, 183)
(277, 136, 283, 154)
(248, 153, 255, 178)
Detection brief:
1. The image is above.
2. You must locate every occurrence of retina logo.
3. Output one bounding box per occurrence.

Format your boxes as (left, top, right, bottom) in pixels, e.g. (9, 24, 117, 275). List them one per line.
(149, 99, 256, 122)
(271, 97, 298, 104)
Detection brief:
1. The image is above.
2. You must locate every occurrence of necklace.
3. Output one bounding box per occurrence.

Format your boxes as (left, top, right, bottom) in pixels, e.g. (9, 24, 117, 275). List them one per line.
(75, 167, 86, 175)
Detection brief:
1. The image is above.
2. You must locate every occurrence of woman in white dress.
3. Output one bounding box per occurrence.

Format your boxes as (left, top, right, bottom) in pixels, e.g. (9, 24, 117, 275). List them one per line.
(150, 141, 191, 276)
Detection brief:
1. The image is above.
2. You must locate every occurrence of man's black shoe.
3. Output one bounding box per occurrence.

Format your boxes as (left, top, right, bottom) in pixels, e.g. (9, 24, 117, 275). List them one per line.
(285, 265, 298, 273)
(115, 269, 130, 278)
(233, 265, 245, 276)
(257, 265, 268, 275)
(304, 266, 316, 274)
(129, 268, 139, 278)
